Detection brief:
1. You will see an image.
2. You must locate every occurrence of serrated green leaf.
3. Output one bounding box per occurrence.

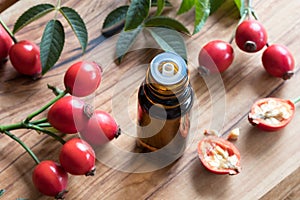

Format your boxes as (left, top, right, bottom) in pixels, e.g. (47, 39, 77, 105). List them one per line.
(209, 0, 225, 14)
(152, 0, 172, 7)
(146, 27, 187, 61)
(13, 4, 55, 34)
(102, 6, 129, 30)
(59, 7, 88, 53)
(116, 25, 143, 62)
(193, 0, 210, 34)
(40, 20, 65, 74)
(124, 0, 150, 31)
(234, 0, 245, 16)
(155, 0, 165, 16)
(144, 16, 190, 34)
(177, 0, 195, 15)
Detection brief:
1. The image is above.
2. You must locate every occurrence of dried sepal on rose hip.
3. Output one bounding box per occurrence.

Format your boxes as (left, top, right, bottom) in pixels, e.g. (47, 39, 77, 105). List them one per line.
(248, 97, 296, 131)
(198, 137, 241, 175)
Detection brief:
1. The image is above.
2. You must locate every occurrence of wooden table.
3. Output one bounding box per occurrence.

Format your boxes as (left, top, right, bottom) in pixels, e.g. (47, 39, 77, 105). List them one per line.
(0, 0, 299, 199)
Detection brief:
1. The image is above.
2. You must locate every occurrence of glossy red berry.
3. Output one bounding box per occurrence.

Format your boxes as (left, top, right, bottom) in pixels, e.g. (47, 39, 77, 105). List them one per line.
(235, 20, 267, 53)
(47, 96, 88, 134)
(32, 160, 68, 199)
(0, 24, 14, 61)
(59, 138, 96, 176)
(198, 40, 234, 74)
(262, 44, 295, 80)
(9, 40, 42, 77)
(64, 61, 102, 97)
(80, 110, 120, 146)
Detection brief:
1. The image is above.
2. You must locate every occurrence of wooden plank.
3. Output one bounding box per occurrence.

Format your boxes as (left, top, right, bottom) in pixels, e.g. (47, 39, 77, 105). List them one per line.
(0, 0, 299, 199)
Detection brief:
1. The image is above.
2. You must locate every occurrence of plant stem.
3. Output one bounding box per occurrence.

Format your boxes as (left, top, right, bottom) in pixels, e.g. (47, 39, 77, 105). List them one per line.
(0, 17, 17, 43)
(292, 96, 300, 104)
(0, 121, 65, 144)
(24, 90, 67, 123)
(27, 124, 66, 144)
(34, 123, 52, 128)
(0, 122, 25, 132)
(3, 131, 40, 164)
(31, 117, 48, 125)
(228, 8, 248, 44)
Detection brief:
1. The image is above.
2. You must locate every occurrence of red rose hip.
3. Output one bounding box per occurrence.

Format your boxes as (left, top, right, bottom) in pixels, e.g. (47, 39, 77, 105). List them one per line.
(80, 110, 121, 146)
(198, 40, 234, 74)
(32, 160, 68, 199)
(262, 44, 295, 80)
(235, 20, 268, 53)
(198, 137, 241, 175)
(64, 61, 102, 97)
(47, 96, 88, 134)
(0, 24, 14, 61)
(9, 40, 42, 77)
(59, 138, 96, 176)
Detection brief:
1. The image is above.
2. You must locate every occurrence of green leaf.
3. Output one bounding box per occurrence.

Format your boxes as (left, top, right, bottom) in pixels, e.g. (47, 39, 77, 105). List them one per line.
(144, 16, 190, 34)
(40, 19, 65, 75)
(124, 0, 150, 31)
(102, 6, 129, 30)
(177, 0, 195, 15)
(193, 0, 210, 34)
(234, 0, 245, 16)
(116, 25, 143, 62)
(13, 4, 55, 33)
(209, 0, 225, 14)
(59, 7, 88, 53)
(152, 0, 172, 7)
(146, 27, 187, 61)
(155, 0, 165, 16)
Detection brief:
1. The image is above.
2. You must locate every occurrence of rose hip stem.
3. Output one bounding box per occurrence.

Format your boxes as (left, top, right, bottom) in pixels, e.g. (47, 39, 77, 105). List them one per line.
(0, 17, 17, 44)
(0, 86, 67, 144)
(292, 96, 300, 104)
(3, 130, 40, 164)
(24, 89, 68, 123)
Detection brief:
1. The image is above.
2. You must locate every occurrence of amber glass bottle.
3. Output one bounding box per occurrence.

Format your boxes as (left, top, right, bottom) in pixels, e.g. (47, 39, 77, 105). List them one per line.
(137, 52, 194, 157)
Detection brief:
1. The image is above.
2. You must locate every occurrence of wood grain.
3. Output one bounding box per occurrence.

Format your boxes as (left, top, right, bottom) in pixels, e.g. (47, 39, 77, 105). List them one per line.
(0, 0, 299, 199)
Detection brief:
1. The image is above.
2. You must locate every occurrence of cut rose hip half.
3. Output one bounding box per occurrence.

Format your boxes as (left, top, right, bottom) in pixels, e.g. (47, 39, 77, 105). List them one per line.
(248, 97, 295, 131)
(198, 137, 241, 175)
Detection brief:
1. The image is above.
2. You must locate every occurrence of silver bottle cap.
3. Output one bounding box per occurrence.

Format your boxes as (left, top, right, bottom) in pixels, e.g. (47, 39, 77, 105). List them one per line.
(150, 52, 187, 85)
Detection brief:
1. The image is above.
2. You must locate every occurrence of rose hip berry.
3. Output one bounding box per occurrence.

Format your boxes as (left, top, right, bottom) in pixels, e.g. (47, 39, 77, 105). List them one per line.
(198, 40, 234, 74)
(59, 138, 96, 176)
(235, 20, 268, 53)
(248, 97, 295, 131)
(9, 40, 42, 78)
(80, 110, 121, 146)
(32, 160, 68, 199)
(64, 61, 102, 97)
(0, 24, 14, 61)
(262, 44, 295, 80)
(47, 96, 88, 134)
(198, 137, 241, 175)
